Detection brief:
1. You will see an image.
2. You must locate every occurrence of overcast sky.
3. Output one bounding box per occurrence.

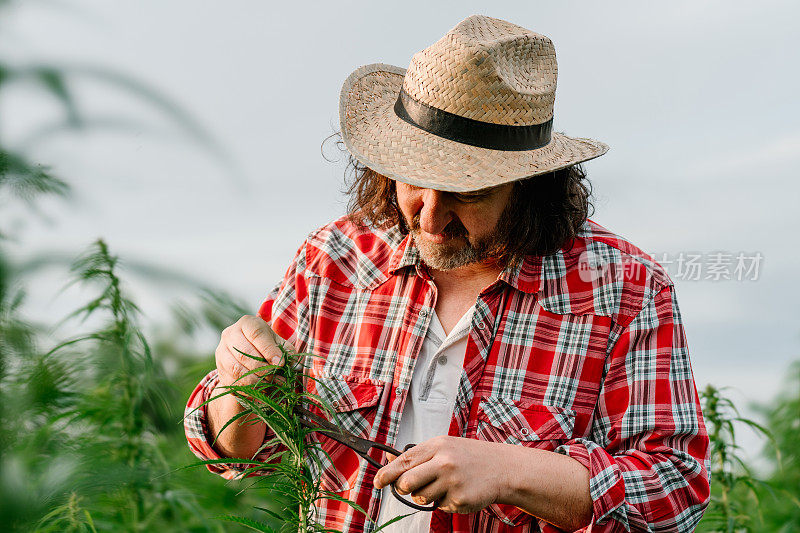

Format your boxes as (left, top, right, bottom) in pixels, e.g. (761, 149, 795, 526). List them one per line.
(2, 1, 798, 455)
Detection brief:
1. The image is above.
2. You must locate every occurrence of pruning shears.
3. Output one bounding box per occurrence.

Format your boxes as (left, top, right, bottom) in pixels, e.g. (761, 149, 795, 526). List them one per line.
(294, 405, 437, 512)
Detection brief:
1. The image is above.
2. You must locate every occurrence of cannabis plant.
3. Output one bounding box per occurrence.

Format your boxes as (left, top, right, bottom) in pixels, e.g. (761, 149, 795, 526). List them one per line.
(196, 348, 411, 533)
(0, 236, 253, 531)
(697, 384, 776, 532)
(26, 240, 193, 530)
(749, 361, 800, 531)
(0, 3, 262, 529)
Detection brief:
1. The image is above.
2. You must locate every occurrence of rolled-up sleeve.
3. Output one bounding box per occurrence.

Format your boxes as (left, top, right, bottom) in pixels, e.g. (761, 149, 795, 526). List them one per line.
(554, 284, 710, 532)
(184, 241, 310, 479)
(183, 369, 281, 479)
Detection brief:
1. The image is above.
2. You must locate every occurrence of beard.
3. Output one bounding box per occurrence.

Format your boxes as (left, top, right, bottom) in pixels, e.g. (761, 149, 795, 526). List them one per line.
(407, 214, 499, 271)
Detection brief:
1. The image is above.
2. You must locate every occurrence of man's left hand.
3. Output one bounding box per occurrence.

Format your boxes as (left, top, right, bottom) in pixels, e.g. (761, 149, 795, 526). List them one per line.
(373, 435, 512, 514)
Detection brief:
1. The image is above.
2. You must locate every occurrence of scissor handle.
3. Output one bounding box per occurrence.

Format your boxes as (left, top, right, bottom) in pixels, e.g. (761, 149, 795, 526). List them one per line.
(358, 440, 403, 470)
(388, 444, 438, 512)
(295, 406, 437, 511)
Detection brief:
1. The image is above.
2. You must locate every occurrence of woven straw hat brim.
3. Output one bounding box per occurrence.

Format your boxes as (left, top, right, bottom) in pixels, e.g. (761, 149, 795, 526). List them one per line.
(340, 63, 609, 193)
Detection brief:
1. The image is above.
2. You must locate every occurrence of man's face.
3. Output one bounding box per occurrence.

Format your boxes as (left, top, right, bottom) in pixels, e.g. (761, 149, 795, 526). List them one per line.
(395, 181, 514, 271)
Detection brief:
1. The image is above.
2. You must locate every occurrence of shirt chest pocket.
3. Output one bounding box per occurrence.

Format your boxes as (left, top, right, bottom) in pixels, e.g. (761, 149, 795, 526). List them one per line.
(475, 396, 576, 527)
(308, 374, 386, 494)
(477, 396, 576, 445)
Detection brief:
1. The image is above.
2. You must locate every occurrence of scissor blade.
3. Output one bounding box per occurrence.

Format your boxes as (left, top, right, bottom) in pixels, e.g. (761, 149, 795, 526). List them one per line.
(294, 406, 354, 443)
(295, 406, 334, 429)
(294, 405, 376, 454)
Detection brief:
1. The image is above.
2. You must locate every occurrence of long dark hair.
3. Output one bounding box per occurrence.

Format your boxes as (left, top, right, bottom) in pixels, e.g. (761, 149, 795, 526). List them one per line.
(333, 141, 594, 267)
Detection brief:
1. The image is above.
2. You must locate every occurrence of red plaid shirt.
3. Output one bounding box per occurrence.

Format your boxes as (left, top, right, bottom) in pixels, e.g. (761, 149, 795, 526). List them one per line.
(185, 216, 710, 532)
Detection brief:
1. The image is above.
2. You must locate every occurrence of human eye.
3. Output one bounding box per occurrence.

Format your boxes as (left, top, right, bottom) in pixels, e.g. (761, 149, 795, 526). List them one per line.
(452, 189, 493, 203)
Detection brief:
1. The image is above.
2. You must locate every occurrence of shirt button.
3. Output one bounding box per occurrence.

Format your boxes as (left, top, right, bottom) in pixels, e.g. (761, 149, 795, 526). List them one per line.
(332, 400, 339, 408)
(520, 427, 530, 436)
(438, 356, 447, 365)
(420, 309, 429, 318)
(477, 321, 486, 330)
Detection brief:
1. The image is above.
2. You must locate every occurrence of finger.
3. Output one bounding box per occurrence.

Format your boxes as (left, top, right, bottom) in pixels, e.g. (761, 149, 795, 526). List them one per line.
(374, 443, 436, 489)
(227, 334, 265, 365)
(216, 332, 272, 386)
(411, 478, 449, 509)
(222, 344, 268, 382)
(392, 459, 440, 496)
(221, 322, 282, 370)
(217, 329, 260, 368)
(239, 316, 286, 365)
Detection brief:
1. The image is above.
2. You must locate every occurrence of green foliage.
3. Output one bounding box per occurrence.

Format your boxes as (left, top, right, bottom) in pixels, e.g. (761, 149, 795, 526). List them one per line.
(198, 348, 360, 532)
(1, 3, 797, 531)
(0, 150, 69, 204)
(199, 348, 414, 532)
(748, 362, 800, 531)
(0, 4, 257, 528)
(0, 239, 232, 531)
(697, 384, 777, 532)
(696, 366, 800, 533)
(39, 239, 175, 528)
(0, 147, 256, 530)
(0, 61, 237, 179)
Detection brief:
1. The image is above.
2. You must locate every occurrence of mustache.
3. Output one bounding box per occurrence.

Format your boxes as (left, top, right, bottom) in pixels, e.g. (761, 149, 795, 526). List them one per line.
(410, 214, 468, 238)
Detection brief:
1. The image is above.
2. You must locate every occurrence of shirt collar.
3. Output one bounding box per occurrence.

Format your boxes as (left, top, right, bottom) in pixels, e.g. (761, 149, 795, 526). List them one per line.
(497, 254, 544, 295)
(388, 233, 421, 275)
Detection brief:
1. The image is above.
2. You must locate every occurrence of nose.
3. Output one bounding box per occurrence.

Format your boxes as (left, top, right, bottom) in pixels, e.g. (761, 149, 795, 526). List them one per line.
(416, 189, 453, 235)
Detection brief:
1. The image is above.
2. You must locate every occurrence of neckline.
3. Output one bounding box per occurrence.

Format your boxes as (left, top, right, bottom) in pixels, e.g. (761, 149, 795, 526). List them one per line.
(429, 304, 475, 346)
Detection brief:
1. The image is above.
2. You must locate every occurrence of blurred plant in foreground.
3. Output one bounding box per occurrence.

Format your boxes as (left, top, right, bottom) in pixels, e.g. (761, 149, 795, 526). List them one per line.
(0, 2, 259, 529)
(0, 239, 218, 531)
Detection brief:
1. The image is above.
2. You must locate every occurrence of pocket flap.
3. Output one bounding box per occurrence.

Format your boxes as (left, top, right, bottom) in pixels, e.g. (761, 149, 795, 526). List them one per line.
(477, 397, 576, 442)
(313, 374, 384, 412)
(307, 374, 385, 494)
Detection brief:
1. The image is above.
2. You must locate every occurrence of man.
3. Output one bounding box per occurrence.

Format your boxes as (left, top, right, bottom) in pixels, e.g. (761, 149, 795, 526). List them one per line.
(185, 15, 710, 532)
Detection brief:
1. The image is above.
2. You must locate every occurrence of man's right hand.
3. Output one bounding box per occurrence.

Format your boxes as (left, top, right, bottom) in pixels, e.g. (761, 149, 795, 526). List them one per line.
(208, 315, 294, 459)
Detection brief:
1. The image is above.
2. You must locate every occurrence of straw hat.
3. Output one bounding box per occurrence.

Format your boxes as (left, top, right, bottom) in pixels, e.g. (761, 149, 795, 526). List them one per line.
(339, 15, 609, 192)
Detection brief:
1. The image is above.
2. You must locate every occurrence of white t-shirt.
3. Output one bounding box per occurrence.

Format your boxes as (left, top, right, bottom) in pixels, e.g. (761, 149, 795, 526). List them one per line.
(375, 305, 475, 532)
